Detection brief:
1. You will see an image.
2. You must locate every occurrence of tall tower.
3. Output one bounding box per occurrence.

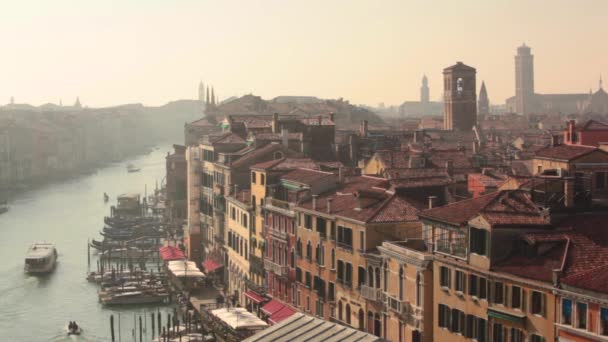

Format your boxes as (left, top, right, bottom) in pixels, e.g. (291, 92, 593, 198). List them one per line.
(478, 81, 490, 117)
(443, 62, 477, 131)
(515, 44, 535, 115)
(420, 74, 430, 103)
(198, 81, 205, 102)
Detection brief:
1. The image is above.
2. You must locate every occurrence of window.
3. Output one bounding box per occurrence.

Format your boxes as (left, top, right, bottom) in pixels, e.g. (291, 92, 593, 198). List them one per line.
(601, 307, 608, 335)
(295, 267, 302, 283)
(440, 266, 451, 288)
(331, 248, 336, 270)
(304, 215, 312, 229)
(328, 282, 335, 302)
(469, 274, 478, 297)
(316, 217, 326, 238)
(330, 221, 336, 241)
(511, 286, 522, 309)
(305, 272, 312, 288)
(306, 241, 312, 262)
(577, 302, 587, 330)
(359, 231, 365, 251)
(251, 172, 256, 184)
(562, 298, 572, 325)
(509, 328, 523, 342)
(465, 315, 475, 338)
(530, 335, 544, 342)
(455, 270, 466, 293)
(477, 318, 487, 342)
(494, 282, 504, 304)
(470, 228, 487, 255)
(358, 267, 366, 288)
(345, 263, 353, 288)
(438, 304, 450, 329)
(337, 226, 353, 250)
(479, 277, 487, 299)
(296, 238, 302, 257)
(416, 273, 422, 306)
(399, 267, 405, 300)
(492, 323, 505, 342)
(597, 172, 606, 189)
(306, 295, 310, 311)
(531, 291, 545, 316)
(261, 173, 265, 186)
(337, 261, 344, 283)
(451, 309, 465, 334)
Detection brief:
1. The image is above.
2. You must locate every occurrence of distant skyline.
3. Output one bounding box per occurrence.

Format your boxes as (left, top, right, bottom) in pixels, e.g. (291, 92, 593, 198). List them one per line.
(1, 0, 607, 108)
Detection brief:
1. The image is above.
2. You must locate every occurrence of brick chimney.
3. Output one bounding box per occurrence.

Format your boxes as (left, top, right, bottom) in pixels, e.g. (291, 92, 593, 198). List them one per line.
(327, 198, 333, 214)
(354, 191, 362, 211)
(272, 113, 279, 133)
(338, 167, 344, 183)
(552, 135, 560, 147)
(317, 115, 323, 126)
(312, 194, 318, 210)
(329, 112, 335, 122)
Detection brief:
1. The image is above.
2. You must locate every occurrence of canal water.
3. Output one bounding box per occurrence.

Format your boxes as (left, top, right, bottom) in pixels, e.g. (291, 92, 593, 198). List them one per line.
(0, 143, 176, 341)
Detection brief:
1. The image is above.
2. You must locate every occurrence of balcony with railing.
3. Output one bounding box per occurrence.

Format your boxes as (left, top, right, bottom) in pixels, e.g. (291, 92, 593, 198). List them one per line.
(263, 197, 295, 216)
(250, 255, 265, 275)
(264, 259, 288, 277)
(387, 295, 407, 316)
(268, 227, 287, 241)
(436, 239, 467, 258)
(360, 285, 383, 303)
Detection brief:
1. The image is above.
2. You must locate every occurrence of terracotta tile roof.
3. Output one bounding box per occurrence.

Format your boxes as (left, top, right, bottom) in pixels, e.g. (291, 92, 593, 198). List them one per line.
(228, 189, 252, 206)
(421, 190, 548, 227)
(534, 144, 598, 161)
(230, 143, 286, 168)
(576, 119, 608, 131)
(420, 191, 500, 226)
(390, 177, 453, 189)
(251, 158, 318, 172)
(299, 116, 335, 126)
(208, 132, 246, 144)
(281, 168, 335, 185)
(496, 214, 608, 293)
(369, 194, 425, 223)
(254, 132, 303, 141)
(385, 168, 449, 180)
(375, 150, 413, 169)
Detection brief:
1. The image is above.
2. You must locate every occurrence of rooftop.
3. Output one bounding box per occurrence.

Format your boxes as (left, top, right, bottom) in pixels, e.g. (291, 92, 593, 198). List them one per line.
(534, 144, 598, 161)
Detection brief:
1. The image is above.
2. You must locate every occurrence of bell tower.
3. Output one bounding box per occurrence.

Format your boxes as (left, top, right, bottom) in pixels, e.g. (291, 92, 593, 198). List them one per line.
(443, 62, 477, 131)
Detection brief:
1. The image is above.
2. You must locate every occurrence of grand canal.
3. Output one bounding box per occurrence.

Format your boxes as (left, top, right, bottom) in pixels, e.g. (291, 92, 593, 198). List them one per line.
(0, 144, 175, 341)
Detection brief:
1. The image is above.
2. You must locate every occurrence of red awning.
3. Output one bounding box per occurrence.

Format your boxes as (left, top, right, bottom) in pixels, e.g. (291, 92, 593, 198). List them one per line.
(261, 299, 285, 316)
(269, 306, 296, 325)
(202, 260, 222, 273)
(243, 291, 265, 304)
(159, 246, 185, 261)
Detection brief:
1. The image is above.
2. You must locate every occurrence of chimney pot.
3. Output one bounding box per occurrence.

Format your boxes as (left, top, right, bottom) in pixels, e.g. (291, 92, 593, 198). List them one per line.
(428, 196, 437, 209)
(312, 195, 318, 210)
(329, 112, 335, 122)
(327, 198, 333, 214)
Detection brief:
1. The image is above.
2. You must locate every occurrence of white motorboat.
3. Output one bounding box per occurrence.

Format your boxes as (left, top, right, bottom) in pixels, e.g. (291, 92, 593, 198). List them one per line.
(127, 164, 141, 173)
(24, 242, 57, 274)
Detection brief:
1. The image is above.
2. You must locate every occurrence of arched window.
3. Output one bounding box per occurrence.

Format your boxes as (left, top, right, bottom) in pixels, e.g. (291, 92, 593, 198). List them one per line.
(338, 301, 343, 321)
(306, 241, 312, 261)
(399, 267, 405, 300)
(319, 244, 325, 266)
(296, 238, 302, 257)
(416, 273, 422, 306)
(358, 309, 365, 331)
(375, 267, 380, 289)
(338, 261, 344, 283)
(345, 304, 351, 325)
(368, 266, 374, 287)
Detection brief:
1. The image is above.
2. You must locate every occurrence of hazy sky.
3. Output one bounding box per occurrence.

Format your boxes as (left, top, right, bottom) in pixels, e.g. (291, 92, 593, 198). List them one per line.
(1, 0, 607, 108)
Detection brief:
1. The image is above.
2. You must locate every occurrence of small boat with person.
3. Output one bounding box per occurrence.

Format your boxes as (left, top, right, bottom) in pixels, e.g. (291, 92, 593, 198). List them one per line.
(24, 242, 57, 274)
(66, 321, 82, 336)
